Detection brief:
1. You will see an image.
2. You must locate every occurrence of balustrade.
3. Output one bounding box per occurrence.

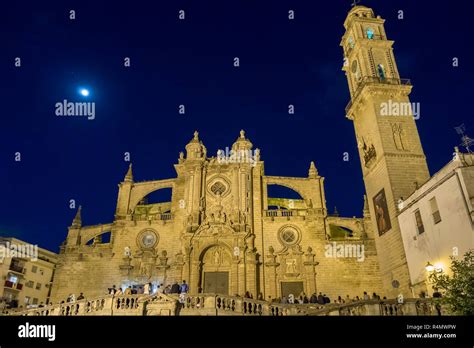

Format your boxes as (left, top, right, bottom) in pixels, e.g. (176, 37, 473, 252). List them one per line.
(4, 295, 443, 317)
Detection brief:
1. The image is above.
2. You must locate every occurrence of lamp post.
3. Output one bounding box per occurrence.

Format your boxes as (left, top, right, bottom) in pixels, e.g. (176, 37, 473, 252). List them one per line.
(425, 262, 435, 272)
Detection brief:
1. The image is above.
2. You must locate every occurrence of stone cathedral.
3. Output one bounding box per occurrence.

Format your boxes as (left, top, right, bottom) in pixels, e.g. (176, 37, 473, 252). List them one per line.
(51, 5, 428, 302)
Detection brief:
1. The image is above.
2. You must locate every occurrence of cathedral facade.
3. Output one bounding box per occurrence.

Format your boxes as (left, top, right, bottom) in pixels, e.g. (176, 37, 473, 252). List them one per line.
(51, 130, 382, 302)
(52, 5, 429, 302)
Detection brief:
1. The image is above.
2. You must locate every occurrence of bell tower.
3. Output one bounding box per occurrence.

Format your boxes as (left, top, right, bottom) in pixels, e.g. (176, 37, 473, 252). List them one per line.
(341, 6, 430, 297)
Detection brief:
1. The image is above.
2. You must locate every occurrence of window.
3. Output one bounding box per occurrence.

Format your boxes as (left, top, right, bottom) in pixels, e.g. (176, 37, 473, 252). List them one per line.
(39, 269, 44, 276)
(210, 181, 226, 196)
(367, 28, 375, 39)
(35, 282, 42, 290)
(278, 226, 300, 247)
(281, 230, 297, 244)
(25, 281, 34, 288)
(32, 298, 38, 305)
(31, 265, 37, 273)
(7, 275, 18, 283)
(377, 64, 386, 81)
(414, 210, 425, 234)
(429, 197, 442, 224)
(25, 296, 31, 304)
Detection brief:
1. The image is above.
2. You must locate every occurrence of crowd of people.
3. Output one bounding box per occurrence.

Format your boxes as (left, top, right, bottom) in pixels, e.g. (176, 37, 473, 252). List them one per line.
(50, 284, 445, 308)
(106, 280, 189, 297)
(248, 291, 388, 305)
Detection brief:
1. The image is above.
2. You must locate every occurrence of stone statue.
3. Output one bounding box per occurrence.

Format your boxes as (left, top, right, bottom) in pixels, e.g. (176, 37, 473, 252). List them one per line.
(286, 259, 297, 273)
(214, 250, 220, 265)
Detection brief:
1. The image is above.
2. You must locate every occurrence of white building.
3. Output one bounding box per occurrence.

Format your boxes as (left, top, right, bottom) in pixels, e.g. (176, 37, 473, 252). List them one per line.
(398, 148, 474, 297)
(0, 237, 58, 309)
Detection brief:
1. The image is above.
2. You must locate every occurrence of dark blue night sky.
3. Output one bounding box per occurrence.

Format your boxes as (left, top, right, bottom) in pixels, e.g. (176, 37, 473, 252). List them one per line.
(0, 0, 472, 252)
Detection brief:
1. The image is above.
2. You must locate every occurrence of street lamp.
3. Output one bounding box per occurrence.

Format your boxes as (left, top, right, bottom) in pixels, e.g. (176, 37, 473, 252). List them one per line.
(425, 262, 435, 272)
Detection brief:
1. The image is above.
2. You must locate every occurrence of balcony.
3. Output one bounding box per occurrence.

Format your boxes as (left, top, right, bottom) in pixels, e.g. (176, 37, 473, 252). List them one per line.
(346, 76, 412, 115)
(4, 280, 23, 291)
(9, 264, 26, 275)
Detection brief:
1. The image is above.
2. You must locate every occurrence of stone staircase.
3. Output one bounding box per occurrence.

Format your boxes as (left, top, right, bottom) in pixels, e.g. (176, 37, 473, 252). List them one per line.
(3, 294, 443, 316)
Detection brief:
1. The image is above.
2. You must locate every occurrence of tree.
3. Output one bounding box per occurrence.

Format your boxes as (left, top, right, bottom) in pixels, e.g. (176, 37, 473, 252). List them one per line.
(429, 251, 474, 315)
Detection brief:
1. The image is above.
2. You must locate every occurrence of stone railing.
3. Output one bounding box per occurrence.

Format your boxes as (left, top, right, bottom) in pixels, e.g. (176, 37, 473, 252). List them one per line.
(176, 295, 445, 316)
(6, 294, 160, 316)
(3, 295, 444, 317)
(263, 209, 307, 219)
(133, 213, 172, 222)
(178, 294, 329, 316)
(346, 76, 412, 115)
(311, 298, 445, 316)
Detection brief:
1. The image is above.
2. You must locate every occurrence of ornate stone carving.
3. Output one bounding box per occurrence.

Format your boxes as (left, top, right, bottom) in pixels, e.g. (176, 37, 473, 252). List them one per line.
(358, 136, 377, 167)
(391, 122, 407, 151)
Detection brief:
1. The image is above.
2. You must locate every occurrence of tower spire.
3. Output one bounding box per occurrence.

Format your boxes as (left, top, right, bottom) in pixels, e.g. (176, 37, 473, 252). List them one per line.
(363, 194, 370, 218)
(124, 163, 133, 182)
(308, 161, 318, 178)
(71, 206, 82, 228)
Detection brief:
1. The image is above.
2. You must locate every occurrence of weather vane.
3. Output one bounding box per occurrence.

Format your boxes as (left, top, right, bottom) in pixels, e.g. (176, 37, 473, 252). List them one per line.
(454, 124, 473, 153)
(351, 0, 361, 7)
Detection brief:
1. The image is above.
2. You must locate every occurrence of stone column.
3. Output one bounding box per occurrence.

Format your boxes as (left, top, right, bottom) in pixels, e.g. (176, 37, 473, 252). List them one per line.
(264, 247, 279, 300)
(303, 247, 318, 295)
(245, 250, 258, 297)
(190, 260, 202, 294)
(231, 259, 240, 296)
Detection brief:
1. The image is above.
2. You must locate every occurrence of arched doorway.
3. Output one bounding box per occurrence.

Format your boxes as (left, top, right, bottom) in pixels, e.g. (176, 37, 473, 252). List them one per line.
(199, 245, 232, 294)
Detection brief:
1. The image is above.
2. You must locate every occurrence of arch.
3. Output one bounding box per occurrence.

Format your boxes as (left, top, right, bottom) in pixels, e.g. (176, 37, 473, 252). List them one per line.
(128, 179, 175, 213)
(366, 27, 375, 39)
(85, 231, 111, 246)
(267, 184, 303, 200)
(377, 64, 386, 80)
(266, 184, 307, 210)
(327, 217, 366, 239)
(264, 176, 314, 205)
(78, 224, 113, 246)
(328, 224, 354, 239)
(197, 242, 233, 262)
(138, 188, 172, 205)
(197, 243, 233, 295)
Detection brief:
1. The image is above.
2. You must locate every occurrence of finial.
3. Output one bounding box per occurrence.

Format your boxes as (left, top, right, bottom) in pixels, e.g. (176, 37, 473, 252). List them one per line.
(363, 195, 370, 217)
(333, 206, 339, 217)
(72, 206, 82, 228)
(124, 163, 133, 182)
(193, 131, 199, 140)
(240, 130, 245, 139)
(308, 161, 318, 178)
(268, 246, 274, 255)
